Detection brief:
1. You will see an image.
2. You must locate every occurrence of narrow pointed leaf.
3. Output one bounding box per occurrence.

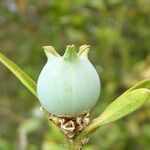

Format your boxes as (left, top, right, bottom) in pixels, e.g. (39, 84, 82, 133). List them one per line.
(97, 88, 150, 125)
(77, 88, 150, 140)
(0, 53, 37, 97)
(126, 79, 150, 92)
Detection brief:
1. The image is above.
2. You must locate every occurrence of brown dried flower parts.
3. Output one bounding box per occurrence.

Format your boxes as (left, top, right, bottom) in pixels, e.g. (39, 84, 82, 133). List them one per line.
(48, 112, 90, 139)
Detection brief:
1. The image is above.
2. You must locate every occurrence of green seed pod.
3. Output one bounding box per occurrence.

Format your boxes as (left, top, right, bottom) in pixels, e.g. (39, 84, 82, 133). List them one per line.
(37, 45, 100, 117)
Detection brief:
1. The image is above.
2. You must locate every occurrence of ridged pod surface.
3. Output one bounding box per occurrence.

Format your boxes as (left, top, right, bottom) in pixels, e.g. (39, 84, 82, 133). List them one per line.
(37, 45, 100, 117)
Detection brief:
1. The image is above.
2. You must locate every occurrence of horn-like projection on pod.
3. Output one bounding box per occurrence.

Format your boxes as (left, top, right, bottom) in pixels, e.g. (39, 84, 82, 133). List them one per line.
(37, 45, 101, 117)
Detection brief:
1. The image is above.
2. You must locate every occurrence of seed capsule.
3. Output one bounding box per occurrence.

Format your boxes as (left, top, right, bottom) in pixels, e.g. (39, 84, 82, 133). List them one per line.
(37, 45, 100, 117)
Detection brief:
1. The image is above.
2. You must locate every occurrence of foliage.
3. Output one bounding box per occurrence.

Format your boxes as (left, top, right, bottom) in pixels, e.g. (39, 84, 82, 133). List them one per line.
(0, 53, 37, 97)
(1, 51, 150, 149)
(0, 0, 150, 150)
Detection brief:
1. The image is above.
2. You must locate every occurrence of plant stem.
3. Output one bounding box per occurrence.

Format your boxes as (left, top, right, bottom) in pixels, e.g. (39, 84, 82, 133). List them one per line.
(69, 139, 82, 150)
(69, 140, 75, 150)
(75, 117, 101, 144)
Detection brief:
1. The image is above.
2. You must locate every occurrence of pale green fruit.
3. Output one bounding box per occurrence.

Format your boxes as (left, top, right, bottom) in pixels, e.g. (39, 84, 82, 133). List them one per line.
(37, 45, 100, 117)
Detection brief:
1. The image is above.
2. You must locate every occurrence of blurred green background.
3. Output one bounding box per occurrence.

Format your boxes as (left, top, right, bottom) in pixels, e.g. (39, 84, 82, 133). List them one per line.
(0, 0, 150, 150)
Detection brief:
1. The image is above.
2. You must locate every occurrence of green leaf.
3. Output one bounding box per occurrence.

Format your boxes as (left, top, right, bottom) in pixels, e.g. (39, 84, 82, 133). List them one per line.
(76, 88, 150, 141)
(126, 79, 150, 92)
(0, 53, 37, 97)
(97, 88, 150, 125)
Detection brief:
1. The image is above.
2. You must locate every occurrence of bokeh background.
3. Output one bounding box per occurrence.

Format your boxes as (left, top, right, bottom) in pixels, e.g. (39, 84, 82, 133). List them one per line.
(0, 0, 150, 150)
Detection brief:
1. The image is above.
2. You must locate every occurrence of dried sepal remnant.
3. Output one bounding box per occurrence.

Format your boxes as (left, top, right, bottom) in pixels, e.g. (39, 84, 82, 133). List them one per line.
(48, 113, 90, 139)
